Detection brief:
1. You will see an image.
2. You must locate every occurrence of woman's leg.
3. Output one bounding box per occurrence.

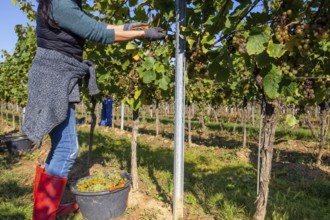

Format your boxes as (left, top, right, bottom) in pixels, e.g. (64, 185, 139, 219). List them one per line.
(45, 103, 79, 177)
(33, 104, 79, 219)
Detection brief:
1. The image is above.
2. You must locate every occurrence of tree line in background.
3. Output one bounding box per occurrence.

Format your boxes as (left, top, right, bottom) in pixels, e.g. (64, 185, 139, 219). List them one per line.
(0, 0, 329, 219)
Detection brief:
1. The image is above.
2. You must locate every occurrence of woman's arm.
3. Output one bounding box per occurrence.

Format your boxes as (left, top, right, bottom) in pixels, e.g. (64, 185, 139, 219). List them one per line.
(51, 0, 116, 44)
(51, 0, 163, 43)
(106, 25, 125, 31)
(106, 25, 146, 42)
(112, 30, 145, 42)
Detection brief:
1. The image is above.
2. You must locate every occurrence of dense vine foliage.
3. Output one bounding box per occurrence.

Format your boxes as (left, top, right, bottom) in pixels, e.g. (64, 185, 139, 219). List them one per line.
(0, 24, 36, 106)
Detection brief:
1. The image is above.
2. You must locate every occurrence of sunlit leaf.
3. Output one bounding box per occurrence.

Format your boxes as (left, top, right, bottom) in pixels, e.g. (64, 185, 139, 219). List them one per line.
(132, 53, 140, 61)
(126, 42, 137, 50)
(285, 114, 299, 127)
(267, 41, 285, 58)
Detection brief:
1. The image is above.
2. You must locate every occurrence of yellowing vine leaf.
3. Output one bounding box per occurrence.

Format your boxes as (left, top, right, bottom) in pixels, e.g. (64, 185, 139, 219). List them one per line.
(133, 53, 140, 61)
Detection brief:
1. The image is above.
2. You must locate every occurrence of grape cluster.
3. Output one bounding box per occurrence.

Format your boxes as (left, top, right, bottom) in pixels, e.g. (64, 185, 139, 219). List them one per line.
(295, 24, 306, 37)
(237, 63, 245, 72)
(76, 172, 128, 193)
(275, 25, 289, 43)
(232, 35, 246, 53)
(312, 25, 329, 40)
(194, 62, 205, 72)
(302, 80, 315, 100)
(282, 9, 292, 19)
(275, 10, 292, 43)
(281, 62, 298, 77)
(316, 77, 330, 90)
(294, 24, 313, 56)
(295, 21, 329, 56)
(297, 38, 311, 55)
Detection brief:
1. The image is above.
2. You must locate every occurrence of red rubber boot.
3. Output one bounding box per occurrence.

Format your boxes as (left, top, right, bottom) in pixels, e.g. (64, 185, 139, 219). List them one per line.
(33, 171, 67, 220)
(33, 166, 79, 218)
(56, 201, 79, 216)
(33, 165, 45, 200)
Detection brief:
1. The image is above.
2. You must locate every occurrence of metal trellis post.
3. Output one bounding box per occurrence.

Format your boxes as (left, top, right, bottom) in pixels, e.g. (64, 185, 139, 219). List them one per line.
(173, 0, 186, 219)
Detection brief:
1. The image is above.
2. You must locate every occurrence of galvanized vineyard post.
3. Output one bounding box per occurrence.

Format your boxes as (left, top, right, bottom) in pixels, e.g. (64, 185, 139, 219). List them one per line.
(173, 0, 186, 219)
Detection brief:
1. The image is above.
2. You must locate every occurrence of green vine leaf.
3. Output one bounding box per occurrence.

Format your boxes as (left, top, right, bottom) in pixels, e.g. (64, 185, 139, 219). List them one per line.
(263, 64, 282, 99)
(246, 31, 269, 55)
(143, 57, 155, 70)
(141, 70, 156, 84)
(256, 51, 272, 68)
(12, 0, 18, 6)
(285, 114, 299, 127)
(267, 41, 285, 58)
(125, 42, 137, 50)
(157, 75, 170, 90)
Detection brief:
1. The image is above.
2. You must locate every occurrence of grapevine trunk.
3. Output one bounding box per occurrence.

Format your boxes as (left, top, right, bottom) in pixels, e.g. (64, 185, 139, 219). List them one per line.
(316, 103, 329, 166)
(254, 102, 277, 220)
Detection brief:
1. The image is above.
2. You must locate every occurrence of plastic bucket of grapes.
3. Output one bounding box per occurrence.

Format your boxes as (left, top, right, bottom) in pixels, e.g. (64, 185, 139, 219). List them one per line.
(70, 172, 131, 220)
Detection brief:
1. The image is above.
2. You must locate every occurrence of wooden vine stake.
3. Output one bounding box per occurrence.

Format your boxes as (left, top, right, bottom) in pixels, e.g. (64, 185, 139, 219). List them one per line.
(131, 109, 139, 191)
(88, 98, 97, 164)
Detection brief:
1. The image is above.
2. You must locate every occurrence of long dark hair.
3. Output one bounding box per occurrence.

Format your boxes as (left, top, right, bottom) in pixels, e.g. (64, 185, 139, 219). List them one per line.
(37, 0, 82, 28)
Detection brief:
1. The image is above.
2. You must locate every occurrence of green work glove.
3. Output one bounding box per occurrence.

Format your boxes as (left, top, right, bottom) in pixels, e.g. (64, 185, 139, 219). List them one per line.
(144, 27, 166, 41)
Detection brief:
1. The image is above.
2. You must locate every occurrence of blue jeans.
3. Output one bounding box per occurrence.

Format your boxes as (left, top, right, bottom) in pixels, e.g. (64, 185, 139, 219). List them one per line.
(45, 104, 79, 177)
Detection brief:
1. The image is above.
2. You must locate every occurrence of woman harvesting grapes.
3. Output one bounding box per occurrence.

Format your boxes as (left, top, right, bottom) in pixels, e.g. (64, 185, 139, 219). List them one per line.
(22, 0, 165, 219)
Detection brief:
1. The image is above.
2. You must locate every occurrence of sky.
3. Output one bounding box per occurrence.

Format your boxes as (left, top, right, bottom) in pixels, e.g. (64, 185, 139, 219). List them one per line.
(0, 0, 37, 60)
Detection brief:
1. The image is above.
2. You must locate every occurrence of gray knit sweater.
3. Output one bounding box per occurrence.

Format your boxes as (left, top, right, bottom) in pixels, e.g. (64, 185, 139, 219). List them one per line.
(22, 47, 100, 145)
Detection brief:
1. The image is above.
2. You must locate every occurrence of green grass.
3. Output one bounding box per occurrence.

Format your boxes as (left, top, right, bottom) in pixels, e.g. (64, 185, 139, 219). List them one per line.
(268, 171, 330, 220)
(0, 126, 329, 219)
(0, 154, 33, 220)
(207, 121, 323, 141)
(77, 127, 330, 219)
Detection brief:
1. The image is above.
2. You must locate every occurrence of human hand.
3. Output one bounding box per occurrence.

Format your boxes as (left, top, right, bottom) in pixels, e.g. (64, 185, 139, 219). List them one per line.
(123, 22, 149, 31)
(144, 27, 166, 41)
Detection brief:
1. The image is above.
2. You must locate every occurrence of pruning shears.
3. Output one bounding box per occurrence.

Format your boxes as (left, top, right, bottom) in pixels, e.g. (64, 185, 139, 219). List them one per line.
(131, 17, 153, 30)
(131, 25, 150, 30)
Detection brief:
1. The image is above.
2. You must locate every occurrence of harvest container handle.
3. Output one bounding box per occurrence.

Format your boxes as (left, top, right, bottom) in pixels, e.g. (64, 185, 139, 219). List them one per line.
(109, 183, 125, 192)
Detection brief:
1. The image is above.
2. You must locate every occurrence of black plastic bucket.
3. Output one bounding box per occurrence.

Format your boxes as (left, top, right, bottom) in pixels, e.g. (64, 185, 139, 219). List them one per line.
(5, 135, 33, 155)
(0, 134, 13, 152)
(71, 172, 131, 220)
